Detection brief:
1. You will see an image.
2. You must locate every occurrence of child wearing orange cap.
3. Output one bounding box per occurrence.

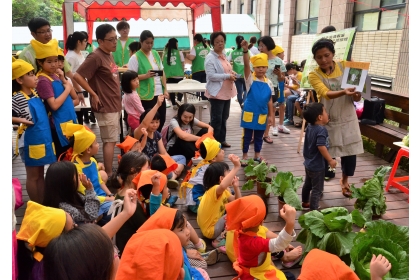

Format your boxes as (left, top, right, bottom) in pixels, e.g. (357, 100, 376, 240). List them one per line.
(180, 134, 224, 214)
(238, 39, 275, 165)
(12, 59, 56, 203)
(225, 195, 297, 280)
(31, 39, 79, 160)
(116, 229, 185, 280)
(116, 133, 147, 163)
(62, 123, 115, 225)
(137, 206, 214, 278)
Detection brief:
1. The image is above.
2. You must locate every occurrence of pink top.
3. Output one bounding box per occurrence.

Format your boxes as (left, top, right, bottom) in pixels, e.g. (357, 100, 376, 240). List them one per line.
(205, 54, 237, 100)
(122, 91, 145, 120)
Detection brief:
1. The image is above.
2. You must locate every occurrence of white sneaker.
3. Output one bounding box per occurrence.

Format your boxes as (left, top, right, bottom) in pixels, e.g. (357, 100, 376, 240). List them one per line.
(203, 105, 207, 109)
(278, 125, 290, 134)
(272, 127, 278, 136)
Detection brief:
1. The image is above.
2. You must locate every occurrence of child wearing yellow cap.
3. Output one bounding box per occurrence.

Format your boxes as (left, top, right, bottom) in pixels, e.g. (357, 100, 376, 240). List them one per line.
(32, 38, 79, 161)
(238, 39, 275, 165)
(12, 59, 56, 203)
(62, 123, 115, 225)
(225, 195, 298, 280)
(179, 134, 224, 214)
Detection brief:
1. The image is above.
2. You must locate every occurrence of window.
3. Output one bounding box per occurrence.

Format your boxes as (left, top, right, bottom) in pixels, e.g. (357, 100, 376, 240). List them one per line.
(221, 4, 224, 14)
(251, 0, 257, 18)
(295, 0, 319, 35)
(354, 0, 406, 31)
(228, 0, 231, 13)
(269, 0, 284, 37)
(240, 0, 244, 14)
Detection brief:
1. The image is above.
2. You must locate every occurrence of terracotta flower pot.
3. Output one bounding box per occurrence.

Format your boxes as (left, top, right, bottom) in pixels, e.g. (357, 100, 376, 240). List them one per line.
(256, 177, 271, 198)
(278, 196, 286, 212)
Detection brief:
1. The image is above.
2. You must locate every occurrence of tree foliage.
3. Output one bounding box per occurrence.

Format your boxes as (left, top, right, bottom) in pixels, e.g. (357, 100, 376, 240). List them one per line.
(12, 0, 84, 26)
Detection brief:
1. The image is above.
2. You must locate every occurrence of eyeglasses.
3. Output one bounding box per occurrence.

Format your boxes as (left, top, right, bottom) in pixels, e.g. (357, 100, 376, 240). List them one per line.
(103, 37, 118, 43)
(36, 29, 53, 35)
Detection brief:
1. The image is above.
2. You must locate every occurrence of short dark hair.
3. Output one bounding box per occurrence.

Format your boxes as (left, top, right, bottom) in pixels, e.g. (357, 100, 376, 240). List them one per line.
(150, 154, 167, 172)
(199, 142, 208, 159)
(43, 224, 114, 280)
(96, 24, 116, 41)
(140, 30, 154, 43)
(65, 31, 88, 51)
(257, 36, 276, 51)
(171, 210, 186, 231)
(285, 63, 297, 72)
(302, 102, 324, 125)
(300, 59, 307, 70)
(116, 20, 130, 31)
(321, 25, 336, 33)
(140, 108, 160, 123)
(311, 38, 335, 56)
(121, 70, 139, 93)
(128, 41, 141, 53)
(203, 162, 229, 191)
(210, 31, 226, 47)
(28, 17, 50, 33)
(235, 35, 244, 50)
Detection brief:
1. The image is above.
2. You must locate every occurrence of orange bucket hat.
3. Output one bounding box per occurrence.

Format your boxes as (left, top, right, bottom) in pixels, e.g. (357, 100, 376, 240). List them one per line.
(115, 229, 183, 280)
(137, 205, 177, 232)
(156, 154, 178, 175)
(225, 195, 266, 231)
(133, 170, 167, 199)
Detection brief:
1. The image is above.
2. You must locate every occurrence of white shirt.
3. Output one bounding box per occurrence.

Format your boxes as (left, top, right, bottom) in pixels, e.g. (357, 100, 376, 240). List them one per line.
(65, 50, 85, 73)
(250, 46, 260, 56)
(128, 52, 164, 96)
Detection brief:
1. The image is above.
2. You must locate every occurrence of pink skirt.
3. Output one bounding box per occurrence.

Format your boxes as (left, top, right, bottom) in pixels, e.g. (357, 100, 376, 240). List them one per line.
(127, 115, 140, 131)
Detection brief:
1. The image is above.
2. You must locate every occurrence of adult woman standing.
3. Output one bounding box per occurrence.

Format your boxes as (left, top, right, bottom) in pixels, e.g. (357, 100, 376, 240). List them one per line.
(128, 30, 169, 132)
(227, 35, 247, 107)
(308, 38, 363, 197)
(204, 31, 237, 147)
(248, 36, 260, 56)
(65, 31, 96, 125)
(257, 36, 287, 143)
(186, 34, 211, 103)
(162, 38, 184, 110)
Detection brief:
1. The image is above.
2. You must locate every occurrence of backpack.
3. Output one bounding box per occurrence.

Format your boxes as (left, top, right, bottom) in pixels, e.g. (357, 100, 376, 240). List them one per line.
(161, 125, 176, 148)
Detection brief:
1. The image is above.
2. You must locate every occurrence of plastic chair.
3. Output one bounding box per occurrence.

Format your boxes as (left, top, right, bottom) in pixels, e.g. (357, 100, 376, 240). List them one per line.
(385, 146, 409, 201)
(177, 79, 209, 120)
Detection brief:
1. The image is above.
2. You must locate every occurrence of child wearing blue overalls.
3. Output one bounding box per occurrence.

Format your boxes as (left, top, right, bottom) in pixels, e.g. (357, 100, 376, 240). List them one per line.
(12, 58, 56, 203)
(31, 39, 78, 160)
(239, 40, 275, 165)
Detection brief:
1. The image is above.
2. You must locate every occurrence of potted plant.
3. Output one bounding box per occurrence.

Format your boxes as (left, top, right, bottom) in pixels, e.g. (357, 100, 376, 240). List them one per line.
(266, 171, 303, 211)
(243, 158, 258, 181)
(242, 160, 277, 198)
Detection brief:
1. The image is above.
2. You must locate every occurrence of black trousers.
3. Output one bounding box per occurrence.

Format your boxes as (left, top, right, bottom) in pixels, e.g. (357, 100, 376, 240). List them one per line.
(141, 95, 167, 132)
(167, 128, 208, 163)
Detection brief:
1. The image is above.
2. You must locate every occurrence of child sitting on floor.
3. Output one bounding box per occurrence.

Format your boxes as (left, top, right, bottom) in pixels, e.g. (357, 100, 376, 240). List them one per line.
(150, 153, 183, 194)
(225, 195, 297, 280)
(197, 154, 242, 252)
(301, 102, 337, 210)
(138, 206, 218, 274)
(116, 134, 147, 164)
(62, 123, 115, 225)
(180, 134, 225, 213)
(239, 39, 275, 165)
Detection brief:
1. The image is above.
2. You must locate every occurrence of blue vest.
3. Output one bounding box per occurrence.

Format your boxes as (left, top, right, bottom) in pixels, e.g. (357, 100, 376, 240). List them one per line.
(37, 73, 78, 147)
(20, 90, 56, 166)
(240, 77, 272, 130)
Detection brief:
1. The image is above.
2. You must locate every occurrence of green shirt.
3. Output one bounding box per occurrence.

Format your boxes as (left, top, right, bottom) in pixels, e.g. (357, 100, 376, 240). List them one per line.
(191, 42, 210, 74)
(113, 38, 135, 67)
(231, 48, 245, 76)
(162, 49, 184, 78)
(19, 44, 71, 73)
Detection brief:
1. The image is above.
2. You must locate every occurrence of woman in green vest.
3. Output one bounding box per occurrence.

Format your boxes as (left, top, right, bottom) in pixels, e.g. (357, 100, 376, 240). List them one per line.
(186, 34, 211, 103)
(227, 35, 248, 107)
(127, 30, 169, 132)
(113, 21, 135, 67)
(163, 38, 185, 110)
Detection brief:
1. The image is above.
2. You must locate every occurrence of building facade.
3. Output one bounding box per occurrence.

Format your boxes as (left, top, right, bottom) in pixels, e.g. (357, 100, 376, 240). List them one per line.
(220, 0, 409, 94)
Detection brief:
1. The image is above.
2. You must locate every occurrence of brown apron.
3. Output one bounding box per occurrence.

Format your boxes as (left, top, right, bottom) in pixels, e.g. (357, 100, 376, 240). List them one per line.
(314, 63, 364, 158)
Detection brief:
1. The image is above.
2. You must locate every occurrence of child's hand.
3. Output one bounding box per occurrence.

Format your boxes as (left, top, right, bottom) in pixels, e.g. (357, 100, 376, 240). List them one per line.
(186, 249, 204, 260)
(151, 172, 161, 186)
(228, 154, 241, 168)
(370, 254, 392, 280)
(97, 162, 105, 171)
(157, 95, 165, 107)
(79, 173, 93, 190)
(328, 159, 337, 169)
(56, 68, 64, 78)
(241, 39, 249, 52)
(280, 204, 296, 225)
(344, 87, 356, 96)
(231, 176, 240, 188)
(141, 127, 148, 136)
(122, 189, 137, 217)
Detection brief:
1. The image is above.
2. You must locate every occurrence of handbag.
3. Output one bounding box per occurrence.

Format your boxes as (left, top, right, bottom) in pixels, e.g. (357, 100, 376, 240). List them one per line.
(12, 178, 23, 210)
(360, 96, 385, 124)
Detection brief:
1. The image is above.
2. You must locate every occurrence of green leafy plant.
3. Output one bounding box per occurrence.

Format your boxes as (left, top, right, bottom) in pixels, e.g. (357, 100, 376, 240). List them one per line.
(242, 160, 277, 191)
(350, 220, 409, 280)
(296, 207, 366, 265)
(350, 166, 392, 221)
(402, 133, 409, 147)
(265, 171, 303, 210)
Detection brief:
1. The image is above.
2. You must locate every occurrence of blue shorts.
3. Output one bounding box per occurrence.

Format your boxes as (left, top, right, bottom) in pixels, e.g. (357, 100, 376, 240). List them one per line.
(277, 81, 285, 104)
(171, 155, 187, 166)
(99, 201, 112, 216)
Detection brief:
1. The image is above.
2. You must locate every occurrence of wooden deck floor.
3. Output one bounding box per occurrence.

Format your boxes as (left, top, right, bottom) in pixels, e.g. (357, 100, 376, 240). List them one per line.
(12, 98, 409, 279)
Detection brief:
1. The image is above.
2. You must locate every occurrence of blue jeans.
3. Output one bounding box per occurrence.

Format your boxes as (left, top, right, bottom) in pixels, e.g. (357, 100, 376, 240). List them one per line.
(209, 99, 231, 143)
(234, 78, 247, 105)
(285, 94, 299, 120)
(301, 168, 324, 210)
